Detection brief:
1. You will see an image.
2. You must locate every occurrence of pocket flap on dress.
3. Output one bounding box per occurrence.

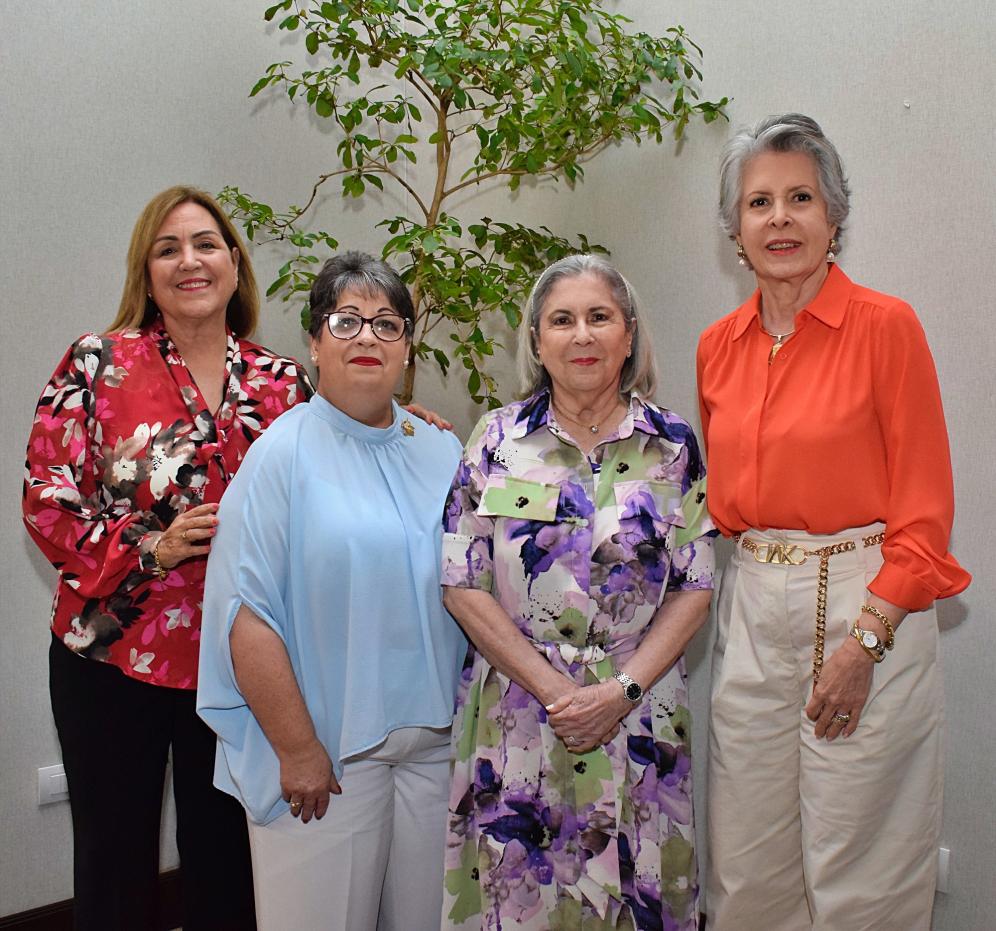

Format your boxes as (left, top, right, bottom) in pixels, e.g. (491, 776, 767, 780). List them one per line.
(612, 479, 686, 528)
(477, 476, 559, 521)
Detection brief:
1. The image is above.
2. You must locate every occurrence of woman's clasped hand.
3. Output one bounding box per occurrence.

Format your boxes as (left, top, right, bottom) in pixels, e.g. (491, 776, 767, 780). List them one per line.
(546, 681, 628, 753)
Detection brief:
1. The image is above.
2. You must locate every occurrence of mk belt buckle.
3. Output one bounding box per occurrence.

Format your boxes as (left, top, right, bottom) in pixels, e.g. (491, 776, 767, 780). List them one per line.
(750, 541, 807, 565)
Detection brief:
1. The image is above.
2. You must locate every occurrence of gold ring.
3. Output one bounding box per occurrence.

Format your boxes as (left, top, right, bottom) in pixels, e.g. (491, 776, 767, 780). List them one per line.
(290, 800, 302, 811)
(181, 530, 189, 542)
(831, 712, 851, 725)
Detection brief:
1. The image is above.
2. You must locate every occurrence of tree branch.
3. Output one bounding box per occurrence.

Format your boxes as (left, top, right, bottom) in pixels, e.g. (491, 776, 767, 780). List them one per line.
(271, 168, 354, 229)
(365, 163, 430, 219)
(442, 133, 614, 199)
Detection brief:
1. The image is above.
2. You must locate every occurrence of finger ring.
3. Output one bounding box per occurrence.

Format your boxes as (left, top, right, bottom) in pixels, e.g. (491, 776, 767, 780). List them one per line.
(567, 736, 577, 746)
(181, 530, 189, 542)
(831, 712, 851, 725)
(290, 800, 302, 811)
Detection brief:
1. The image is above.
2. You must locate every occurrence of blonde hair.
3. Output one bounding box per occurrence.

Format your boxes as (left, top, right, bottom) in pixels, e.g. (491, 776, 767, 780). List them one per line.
(107, 185, 259, 337)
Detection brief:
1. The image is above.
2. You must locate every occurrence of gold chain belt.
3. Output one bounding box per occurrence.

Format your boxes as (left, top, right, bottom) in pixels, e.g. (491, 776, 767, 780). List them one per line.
(734, 531, 885, 683)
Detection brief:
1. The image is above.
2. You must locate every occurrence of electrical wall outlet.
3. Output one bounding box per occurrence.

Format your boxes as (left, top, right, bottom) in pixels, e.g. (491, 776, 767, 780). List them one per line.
(37, 764, 69, 805)
(936, 847, 951, 894)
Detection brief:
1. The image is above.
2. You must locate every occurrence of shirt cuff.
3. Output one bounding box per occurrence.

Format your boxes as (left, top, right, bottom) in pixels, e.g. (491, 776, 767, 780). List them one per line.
(868, 561, 938, 612)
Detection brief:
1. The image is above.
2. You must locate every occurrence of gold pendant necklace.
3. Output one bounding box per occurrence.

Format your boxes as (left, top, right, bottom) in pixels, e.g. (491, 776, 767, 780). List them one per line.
(762, 327, 794, 364)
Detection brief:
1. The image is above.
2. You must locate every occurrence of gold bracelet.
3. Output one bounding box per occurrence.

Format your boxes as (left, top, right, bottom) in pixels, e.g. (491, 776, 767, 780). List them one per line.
(151, 536, 168, 581)
(861, 603, 895, 650)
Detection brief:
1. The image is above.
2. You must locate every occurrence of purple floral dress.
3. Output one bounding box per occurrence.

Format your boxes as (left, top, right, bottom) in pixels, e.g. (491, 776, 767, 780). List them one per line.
(440, 390, 716, 930)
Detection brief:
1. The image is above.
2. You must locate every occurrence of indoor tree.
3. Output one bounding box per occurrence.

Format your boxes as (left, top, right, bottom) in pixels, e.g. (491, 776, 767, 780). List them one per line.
(223, 0, 727, 406)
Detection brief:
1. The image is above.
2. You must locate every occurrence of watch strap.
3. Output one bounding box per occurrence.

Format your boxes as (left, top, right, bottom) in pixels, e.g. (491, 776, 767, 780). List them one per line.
(612, 671, 643, 703)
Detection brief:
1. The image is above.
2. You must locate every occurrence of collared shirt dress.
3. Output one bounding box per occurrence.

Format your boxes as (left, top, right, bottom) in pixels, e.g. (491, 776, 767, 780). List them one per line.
(440, 390, 716, 931)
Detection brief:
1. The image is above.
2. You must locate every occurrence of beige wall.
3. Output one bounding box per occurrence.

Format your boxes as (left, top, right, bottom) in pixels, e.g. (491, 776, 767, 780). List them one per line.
(2, 1, 992, 927)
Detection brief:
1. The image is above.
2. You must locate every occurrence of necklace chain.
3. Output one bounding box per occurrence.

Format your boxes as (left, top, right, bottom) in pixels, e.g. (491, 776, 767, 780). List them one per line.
(552, 399, 621, 436)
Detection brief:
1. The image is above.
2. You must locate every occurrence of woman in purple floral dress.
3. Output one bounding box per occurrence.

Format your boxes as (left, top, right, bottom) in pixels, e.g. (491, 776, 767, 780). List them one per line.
(440, 255, 716, 930)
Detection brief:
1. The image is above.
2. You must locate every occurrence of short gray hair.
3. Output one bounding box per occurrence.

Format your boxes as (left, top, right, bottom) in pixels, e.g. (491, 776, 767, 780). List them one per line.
(718, 113, 851, 251)
(517, 254, 657, 399)
(307, 251, 414, 338)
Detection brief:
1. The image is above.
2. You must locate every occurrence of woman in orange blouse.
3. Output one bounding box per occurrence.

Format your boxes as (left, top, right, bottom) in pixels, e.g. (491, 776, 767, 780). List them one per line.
(697, 114, 970, 931)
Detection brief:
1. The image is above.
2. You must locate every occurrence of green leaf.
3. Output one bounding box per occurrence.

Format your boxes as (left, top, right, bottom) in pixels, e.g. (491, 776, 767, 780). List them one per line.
(266, 274, 290, 297)
(250, 75, 272, 97)
(315, 95, 333, 118)
(263, 1, 291, 23)
(432, 348, 450, 374)
(305, 31, 320, 56)
(563, 50, 584, 78)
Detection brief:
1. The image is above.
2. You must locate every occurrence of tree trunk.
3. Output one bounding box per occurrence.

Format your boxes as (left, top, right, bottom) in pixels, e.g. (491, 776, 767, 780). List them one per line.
(399, 347, 416, 404)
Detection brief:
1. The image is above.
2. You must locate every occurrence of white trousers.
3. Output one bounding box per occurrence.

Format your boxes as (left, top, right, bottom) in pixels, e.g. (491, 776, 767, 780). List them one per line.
(247, 726, 451, 931)
(706, 525, 943, 931)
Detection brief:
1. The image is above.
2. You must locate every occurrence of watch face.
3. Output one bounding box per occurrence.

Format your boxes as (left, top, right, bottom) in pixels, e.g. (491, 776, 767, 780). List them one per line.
(625, 682, 642, 701)
(861, 631, 879, 649)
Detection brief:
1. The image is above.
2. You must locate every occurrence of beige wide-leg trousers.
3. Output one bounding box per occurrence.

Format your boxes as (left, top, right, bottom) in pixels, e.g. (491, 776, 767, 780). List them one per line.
(706, 524, 943, 931)
(247, 725, 451, 931)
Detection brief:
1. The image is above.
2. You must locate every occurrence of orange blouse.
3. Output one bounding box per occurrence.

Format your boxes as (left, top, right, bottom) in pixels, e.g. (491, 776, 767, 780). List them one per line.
(696, 264, 970, 611)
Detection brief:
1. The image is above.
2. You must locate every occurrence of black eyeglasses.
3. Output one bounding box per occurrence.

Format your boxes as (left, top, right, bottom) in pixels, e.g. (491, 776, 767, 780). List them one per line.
(322, 311, 411, 342)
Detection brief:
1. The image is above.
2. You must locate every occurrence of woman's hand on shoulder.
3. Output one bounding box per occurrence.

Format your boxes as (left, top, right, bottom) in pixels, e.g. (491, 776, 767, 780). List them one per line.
(279, 738, 342, 823)
(805, 638, 875, 741)
(403, 402, 453, 431)
(546, 681, 631, 754)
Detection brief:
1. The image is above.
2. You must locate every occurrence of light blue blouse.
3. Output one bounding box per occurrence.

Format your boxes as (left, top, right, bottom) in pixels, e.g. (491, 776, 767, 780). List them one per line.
(197, 394, 466, 824)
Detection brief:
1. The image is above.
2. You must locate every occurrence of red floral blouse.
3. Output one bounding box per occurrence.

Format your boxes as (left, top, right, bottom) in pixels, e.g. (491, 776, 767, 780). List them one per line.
(23, 320, 312, 689)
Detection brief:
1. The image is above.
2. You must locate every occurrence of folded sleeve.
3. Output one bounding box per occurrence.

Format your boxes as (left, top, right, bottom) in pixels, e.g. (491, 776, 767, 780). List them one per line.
(668, 426, 717, 592)
(441, 415, 496, 592)
(868, 302, 971, 610)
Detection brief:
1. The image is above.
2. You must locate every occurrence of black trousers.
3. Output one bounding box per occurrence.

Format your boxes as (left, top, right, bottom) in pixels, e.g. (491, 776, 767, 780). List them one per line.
(49, 634, 256, 931)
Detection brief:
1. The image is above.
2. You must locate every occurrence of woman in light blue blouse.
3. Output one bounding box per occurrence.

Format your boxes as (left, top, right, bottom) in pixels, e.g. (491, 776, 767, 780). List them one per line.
(197, 252, 465, 931)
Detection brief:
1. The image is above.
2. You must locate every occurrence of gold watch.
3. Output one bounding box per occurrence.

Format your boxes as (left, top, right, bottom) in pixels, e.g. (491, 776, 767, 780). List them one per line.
(850, 622, 886, 662)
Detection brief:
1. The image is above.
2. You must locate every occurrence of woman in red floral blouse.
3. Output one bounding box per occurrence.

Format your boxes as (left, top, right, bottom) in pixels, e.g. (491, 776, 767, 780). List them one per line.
(22, 186, 311, 930)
